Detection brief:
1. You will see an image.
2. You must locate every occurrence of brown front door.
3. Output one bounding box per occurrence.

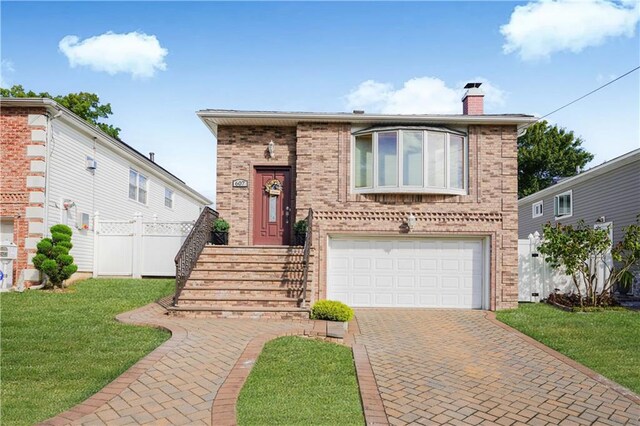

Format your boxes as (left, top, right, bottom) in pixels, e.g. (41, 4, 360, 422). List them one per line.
(253, 167, 292, 245)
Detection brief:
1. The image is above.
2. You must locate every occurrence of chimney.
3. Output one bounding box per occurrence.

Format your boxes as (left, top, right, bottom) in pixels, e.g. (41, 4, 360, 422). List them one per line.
(149, 152, 155, 162)
(462, 82, 484, 115)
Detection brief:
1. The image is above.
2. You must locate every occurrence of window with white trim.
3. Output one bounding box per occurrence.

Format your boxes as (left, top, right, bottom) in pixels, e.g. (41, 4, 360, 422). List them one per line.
(353, 128, 467, 194)
(164, 188, 174, 208)
(554, 190, 572, 218)
(129, 169, 148, 204)
(532, 201, 543, 218)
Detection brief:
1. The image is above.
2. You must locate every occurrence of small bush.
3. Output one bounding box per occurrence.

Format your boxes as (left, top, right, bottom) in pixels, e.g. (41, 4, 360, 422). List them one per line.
(34, 224, 78, 288)
(213, 218, 230, 232)
(311, 300, 354, 322)
(293, 219, 307, 234)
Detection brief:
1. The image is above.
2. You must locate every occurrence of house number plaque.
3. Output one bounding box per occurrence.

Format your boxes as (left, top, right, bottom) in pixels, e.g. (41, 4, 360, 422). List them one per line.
(232, 179, 248, 188)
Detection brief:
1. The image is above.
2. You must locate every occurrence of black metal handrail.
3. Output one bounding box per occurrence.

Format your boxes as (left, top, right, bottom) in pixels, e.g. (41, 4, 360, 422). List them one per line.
(299, 208, 313, 308)
(174, 206, 218, 305)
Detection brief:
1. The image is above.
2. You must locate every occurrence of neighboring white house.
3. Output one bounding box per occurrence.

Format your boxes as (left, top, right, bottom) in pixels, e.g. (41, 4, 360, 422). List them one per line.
(0, 98, 212, 286)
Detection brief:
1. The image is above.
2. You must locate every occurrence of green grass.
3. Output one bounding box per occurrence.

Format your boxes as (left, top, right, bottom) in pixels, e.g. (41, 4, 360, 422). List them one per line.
(497, 303, 640, 394)
(237, 336, 365, 426)
(0, 278, 173, 425)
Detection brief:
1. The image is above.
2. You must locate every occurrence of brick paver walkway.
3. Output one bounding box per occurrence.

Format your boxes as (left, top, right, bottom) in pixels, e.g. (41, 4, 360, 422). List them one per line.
(44, 304, 309, 425)
(355, 309, 640, 426)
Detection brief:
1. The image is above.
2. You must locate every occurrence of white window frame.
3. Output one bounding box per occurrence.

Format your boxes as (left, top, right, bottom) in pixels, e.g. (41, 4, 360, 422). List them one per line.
(554, 190, 572, 220)
(532, 201, 543, 218)
(164, 187, 174, 209)
(129, 168, 148, 205)
(351, 128, 468, 195)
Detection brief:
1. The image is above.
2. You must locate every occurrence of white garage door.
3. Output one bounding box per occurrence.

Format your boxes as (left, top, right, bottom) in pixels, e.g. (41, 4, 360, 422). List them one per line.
(327, 237, 485, 309)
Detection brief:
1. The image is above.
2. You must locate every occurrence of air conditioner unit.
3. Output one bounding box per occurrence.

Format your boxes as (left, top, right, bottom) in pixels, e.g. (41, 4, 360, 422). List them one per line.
(86, 157, 97, 170)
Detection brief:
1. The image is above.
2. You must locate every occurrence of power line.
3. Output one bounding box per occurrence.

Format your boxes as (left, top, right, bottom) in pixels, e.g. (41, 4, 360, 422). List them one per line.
(523, 65, 640, 130)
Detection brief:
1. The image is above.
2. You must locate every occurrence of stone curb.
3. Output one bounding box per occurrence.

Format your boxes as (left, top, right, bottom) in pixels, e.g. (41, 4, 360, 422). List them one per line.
(485, 311, 640, 405)
(39, 302, 188, 426)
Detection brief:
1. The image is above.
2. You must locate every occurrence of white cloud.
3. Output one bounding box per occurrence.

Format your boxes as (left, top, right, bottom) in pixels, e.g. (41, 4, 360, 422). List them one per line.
(345, 76, 506, 114)
(1, 59, 15, 87)
(501, 0, 640, 61)
(59, 31, 168, 78)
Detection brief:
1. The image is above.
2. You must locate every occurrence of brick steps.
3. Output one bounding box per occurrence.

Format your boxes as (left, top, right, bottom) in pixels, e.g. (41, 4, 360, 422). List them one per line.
(178, 296, 305, 308)
(181, 286, 309, 298)
(173, 245, 314, 318)
(168, 305, 310, 320)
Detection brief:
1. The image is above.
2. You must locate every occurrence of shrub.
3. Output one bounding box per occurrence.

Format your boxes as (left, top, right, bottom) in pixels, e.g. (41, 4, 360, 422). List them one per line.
(213, 218, 230, 232)
(33, 224, 78, 288)
(293, 219, 307, 234)
(311, 300, 354, 322)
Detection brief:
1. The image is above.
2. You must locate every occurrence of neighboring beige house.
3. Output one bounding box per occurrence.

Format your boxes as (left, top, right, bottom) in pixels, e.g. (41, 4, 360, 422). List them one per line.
(171, 83, 536, 318)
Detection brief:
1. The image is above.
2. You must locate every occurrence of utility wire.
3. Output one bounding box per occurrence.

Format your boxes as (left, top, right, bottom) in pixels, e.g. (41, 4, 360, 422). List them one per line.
(522, 65, 640, 130)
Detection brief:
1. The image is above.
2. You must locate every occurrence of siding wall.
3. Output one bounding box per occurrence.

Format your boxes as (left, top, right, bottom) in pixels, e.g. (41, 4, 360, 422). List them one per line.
(46, 119, 205, 272)
(518, 159, 640, 245)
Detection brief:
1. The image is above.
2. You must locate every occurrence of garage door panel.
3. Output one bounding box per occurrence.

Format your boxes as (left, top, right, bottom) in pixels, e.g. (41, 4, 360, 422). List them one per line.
(442, 259, 463, 271)
(419, 276, 438, 288)
(374, 293, 394, 305)
(375, 258, 394, 270)
(397, 294, 416, 305)
(353, 258, 371, 270)
(419, 259, 437, 270)
(397, 276, 415, 288)
(327, 237, 484, 309)
(375, 276, 393, 288)
(353, 275, 371, 287)
(352, 293, 371, 305)
(397, 259, 416, 270)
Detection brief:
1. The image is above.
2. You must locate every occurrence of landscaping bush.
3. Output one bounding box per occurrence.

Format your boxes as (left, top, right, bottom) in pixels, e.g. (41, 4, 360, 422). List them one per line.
(213, 218, 230, 232)
(311, 300, 354, 322)
(293, 219, 307, 246)
(32, 224, 78, 289)
(211, 218, 230, 245)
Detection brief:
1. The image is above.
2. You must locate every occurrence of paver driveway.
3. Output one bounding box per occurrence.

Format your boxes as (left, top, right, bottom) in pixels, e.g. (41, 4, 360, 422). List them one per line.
(355, 309, 640, 426)
(44, 304, 309, 426)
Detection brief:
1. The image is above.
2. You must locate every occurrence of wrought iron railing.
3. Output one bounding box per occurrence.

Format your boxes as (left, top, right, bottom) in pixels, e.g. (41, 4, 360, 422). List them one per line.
(299, 208, 313, 308)
(174, 207, 218, 305)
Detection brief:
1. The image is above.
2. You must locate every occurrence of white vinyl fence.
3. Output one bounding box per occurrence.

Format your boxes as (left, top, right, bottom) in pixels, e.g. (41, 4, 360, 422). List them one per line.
(94, 213, 193, 278)
(518, 231, 611, 302)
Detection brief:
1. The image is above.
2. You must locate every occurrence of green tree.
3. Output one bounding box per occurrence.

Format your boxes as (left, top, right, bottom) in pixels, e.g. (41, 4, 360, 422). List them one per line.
(538, 218, 640, 307)
(0, 84, 121, 139)
(32, 224, 78, 289)
(518, 120, 593, 198)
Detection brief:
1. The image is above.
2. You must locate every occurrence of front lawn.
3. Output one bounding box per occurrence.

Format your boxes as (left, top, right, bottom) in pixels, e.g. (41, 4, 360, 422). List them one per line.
(0, 278, 173, 425)
(497, 303, 640, 394)
(237, 336, 365, 426)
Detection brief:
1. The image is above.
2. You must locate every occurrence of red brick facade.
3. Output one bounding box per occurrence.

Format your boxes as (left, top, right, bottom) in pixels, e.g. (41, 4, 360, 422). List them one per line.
(0, 106, 47, 286)
(215, 122, 519, 310)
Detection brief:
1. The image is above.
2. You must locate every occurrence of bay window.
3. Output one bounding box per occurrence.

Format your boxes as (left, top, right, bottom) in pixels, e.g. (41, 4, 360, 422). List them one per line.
(352, 127, 468, 194)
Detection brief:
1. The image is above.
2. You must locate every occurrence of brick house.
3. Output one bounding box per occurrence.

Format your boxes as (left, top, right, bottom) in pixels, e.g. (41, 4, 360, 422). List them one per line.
(0, 98, 211, 289)
(171, 83, 535, 317)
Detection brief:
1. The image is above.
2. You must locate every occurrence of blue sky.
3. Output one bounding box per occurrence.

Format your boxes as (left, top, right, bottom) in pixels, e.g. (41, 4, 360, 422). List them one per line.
(2, 1, 639, 204)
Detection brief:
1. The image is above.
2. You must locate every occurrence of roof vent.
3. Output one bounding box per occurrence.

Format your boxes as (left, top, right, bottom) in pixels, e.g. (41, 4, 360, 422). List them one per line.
(352, 110, 365, 114)
(149, 152, 155, 163)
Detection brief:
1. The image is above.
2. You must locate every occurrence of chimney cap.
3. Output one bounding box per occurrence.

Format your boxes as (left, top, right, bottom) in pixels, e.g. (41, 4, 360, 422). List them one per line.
(464, 82, 483, 89)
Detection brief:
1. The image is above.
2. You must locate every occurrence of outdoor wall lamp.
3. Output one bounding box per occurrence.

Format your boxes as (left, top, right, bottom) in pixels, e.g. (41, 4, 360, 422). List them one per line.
(406, 213, 417, 231)
(267, 140, 276, 159)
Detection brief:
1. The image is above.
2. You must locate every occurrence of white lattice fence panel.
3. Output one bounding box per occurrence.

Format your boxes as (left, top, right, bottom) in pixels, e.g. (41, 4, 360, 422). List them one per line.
(99, 221, 134, 236)
(143, 222, 193, 236)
